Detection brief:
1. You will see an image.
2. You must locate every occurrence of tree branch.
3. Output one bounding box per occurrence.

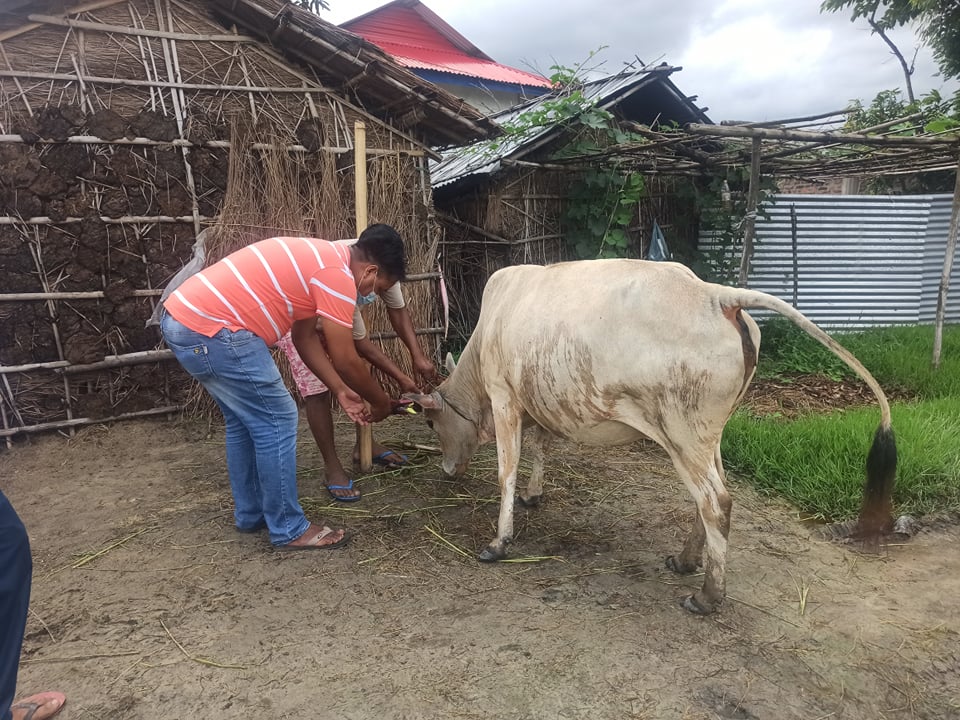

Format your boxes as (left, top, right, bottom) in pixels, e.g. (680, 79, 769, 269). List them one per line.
(868, 9, 915, 103)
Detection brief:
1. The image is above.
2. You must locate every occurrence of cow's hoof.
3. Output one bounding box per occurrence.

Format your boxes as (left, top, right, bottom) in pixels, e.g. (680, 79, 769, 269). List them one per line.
(680, 594, 718, 615)
(665, 555, 698, 575)
(478, 545, 506, 562)
(517, 494, 541, 508)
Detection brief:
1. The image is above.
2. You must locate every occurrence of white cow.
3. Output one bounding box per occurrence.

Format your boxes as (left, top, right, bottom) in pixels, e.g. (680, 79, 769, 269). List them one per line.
(407, 259, 896, 614)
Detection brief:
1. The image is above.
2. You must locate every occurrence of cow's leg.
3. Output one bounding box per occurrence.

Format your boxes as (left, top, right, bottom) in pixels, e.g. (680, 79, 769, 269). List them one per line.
(665, 508, 705, 574)
(478, 401, 524, 562)
(670, 445, 732, 614)
(665, 444, 722, 574)
(519, 427, 550, 507)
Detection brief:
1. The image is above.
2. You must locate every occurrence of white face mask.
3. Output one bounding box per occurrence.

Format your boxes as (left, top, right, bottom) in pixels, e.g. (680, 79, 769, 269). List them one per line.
(357, 266, 378, 301)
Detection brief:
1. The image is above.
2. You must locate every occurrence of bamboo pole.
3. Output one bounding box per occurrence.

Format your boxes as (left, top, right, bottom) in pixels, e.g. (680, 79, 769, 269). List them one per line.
(0, 360, 71, 374)
(0, 215, 206, 225)
(60, 350, 175, 374)
(933, 152, 960, 369)
(0, 406, 183, 439)
(24, 14, 258, 43)
(27, 233, 76, 434)
(354, 121, 373, 472)
(737, 136, 763, 288)
(0, 69, 337, 95)
(0, 382, 13, 449)
(0, 350, 176, 376)
(0, 133, 424, 156)
(368, 327, 444, 342)
(0, 289, 163, 301)
(686, 122, 960, 147)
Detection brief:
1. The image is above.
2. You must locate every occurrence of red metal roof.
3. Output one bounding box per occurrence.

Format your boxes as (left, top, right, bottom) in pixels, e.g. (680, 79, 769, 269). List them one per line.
(341, 2, 551, 88)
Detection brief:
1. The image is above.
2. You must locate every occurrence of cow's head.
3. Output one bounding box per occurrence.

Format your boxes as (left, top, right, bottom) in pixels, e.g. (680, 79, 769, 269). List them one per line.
(404, 354, 486, 477)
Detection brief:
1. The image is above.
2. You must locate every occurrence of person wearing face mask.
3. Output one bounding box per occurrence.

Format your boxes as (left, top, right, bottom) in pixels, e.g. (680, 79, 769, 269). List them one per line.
(275, 238, 439, 502)
(160, 223, 406, 550)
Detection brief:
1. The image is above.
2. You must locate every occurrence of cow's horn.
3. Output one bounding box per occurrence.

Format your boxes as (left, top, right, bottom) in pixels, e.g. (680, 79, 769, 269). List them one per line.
(445, 352, 457, 374)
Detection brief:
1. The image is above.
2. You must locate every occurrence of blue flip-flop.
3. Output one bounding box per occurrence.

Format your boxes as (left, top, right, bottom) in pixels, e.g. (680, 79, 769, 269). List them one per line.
(372, 451, 409, 469)
(326, 478, 362, 503)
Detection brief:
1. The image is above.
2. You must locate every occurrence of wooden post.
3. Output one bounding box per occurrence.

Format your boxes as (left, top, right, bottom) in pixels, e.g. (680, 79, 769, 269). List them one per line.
(932, 151, 960, 369)
(354, 121, 373, 472)
(737, 136, 763, 288)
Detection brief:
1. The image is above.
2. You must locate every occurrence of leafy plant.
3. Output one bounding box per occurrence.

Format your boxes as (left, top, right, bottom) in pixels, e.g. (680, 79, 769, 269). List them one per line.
(690, 167, 775, 285)
(563, 167, 645, 259)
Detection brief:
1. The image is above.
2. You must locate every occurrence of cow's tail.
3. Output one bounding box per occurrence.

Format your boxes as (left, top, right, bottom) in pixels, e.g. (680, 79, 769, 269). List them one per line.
(720, 287, 897, 539)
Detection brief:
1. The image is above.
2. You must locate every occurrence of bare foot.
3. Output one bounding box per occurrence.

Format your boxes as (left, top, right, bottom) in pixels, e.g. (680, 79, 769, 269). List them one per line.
(12, 691, 66, 720)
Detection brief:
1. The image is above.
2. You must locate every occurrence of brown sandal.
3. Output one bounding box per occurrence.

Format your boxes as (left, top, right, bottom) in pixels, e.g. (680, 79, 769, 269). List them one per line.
(277, 523, 350, 551)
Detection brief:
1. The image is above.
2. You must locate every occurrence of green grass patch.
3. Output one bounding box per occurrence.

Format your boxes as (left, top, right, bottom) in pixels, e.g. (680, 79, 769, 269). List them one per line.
(726, 321, 960, 520)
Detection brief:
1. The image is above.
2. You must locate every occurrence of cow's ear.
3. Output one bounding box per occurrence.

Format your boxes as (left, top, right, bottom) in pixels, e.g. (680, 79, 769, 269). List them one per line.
(402, 392, 443, 410)
(445, 352, 457, 375)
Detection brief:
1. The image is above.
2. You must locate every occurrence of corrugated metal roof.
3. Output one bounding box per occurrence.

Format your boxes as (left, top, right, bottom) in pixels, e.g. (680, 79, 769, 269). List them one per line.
(207, 0, 498, 147)
(373, 42, 553, 87)
(341, 1, 551, 88)
(430, 67, 705, 189)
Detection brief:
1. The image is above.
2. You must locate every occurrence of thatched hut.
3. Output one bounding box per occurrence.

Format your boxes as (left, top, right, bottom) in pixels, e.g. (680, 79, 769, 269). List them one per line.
(0, 0, 495, 441)
(430, 67, 711, 338)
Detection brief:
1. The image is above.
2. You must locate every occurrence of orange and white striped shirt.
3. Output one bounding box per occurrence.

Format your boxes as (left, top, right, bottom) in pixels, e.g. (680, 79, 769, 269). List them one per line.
(163, 237, 357, 343)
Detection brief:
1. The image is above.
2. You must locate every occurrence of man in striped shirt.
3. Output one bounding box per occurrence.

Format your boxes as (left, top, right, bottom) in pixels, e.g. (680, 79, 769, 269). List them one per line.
(160, 224, 405, 550)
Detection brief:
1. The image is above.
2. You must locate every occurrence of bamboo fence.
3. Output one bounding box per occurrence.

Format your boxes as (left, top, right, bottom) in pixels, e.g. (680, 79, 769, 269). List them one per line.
(0, 0, 447, 442)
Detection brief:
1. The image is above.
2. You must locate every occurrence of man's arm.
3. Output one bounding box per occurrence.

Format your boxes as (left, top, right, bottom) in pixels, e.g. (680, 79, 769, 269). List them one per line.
(386, 306, 438, 387)
(355, 336, 418, 394)
(294, 318, 392, 422)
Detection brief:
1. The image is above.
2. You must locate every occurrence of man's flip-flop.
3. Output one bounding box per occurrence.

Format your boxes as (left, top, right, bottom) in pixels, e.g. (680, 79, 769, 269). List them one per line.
(372, 450, 409, 469)
(11, 691, 66, 720)
(326, 478, 361, 503)
(277, 524, 351, 551)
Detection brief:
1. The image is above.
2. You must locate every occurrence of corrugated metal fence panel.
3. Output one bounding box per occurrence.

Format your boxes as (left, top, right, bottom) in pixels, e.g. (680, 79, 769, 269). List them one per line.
(700, 193, 958, 329)
(919, 195, 960, 323)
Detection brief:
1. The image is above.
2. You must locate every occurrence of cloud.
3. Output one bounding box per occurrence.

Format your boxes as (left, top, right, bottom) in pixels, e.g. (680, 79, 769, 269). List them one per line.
(327, 1, 958, 121)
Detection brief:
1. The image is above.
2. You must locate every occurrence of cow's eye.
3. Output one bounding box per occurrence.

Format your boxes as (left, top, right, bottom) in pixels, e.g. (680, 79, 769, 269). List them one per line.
(426, 419, 434, 429)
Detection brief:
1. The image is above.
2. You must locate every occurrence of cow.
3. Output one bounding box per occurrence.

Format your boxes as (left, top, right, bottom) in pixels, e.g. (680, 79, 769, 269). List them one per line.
(406, 259, 897, 615)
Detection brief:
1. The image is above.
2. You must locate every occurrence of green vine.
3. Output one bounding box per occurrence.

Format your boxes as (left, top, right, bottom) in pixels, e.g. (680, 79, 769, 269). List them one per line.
(563, 167, 646, 259)
(470, 53, 651, 259)
(686, 168, 776, 285)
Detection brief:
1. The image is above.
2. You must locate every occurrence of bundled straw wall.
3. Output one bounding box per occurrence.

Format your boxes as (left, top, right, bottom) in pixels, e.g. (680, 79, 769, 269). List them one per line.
(0, 0, 442, 440)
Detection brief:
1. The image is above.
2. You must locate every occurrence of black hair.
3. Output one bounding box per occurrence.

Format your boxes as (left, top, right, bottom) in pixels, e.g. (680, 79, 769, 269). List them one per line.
(355, 223, 406, 281)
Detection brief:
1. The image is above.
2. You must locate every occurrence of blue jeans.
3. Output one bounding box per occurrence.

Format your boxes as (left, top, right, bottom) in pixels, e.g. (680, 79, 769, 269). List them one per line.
(160, 312, 309, 545)
(0, 490, 31, 720)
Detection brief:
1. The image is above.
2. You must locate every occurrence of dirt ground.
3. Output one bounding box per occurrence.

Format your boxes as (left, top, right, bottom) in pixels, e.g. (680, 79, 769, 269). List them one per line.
(3, 391, 959, 719)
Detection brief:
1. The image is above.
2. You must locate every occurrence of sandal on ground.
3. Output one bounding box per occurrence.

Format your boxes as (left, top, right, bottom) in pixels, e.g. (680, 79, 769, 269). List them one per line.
(326, 477, 361, 503)
(353, 450, 409, 471)
(374, 450, 408, 469)
(277, 523, 350, 551)
(11, 691, 66, 720)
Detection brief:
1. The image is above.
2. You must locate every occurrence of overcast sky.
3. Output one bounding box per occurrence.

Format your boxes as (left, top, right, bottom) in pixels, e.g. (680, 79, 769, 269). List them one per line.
(323, 0, 959, 123)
